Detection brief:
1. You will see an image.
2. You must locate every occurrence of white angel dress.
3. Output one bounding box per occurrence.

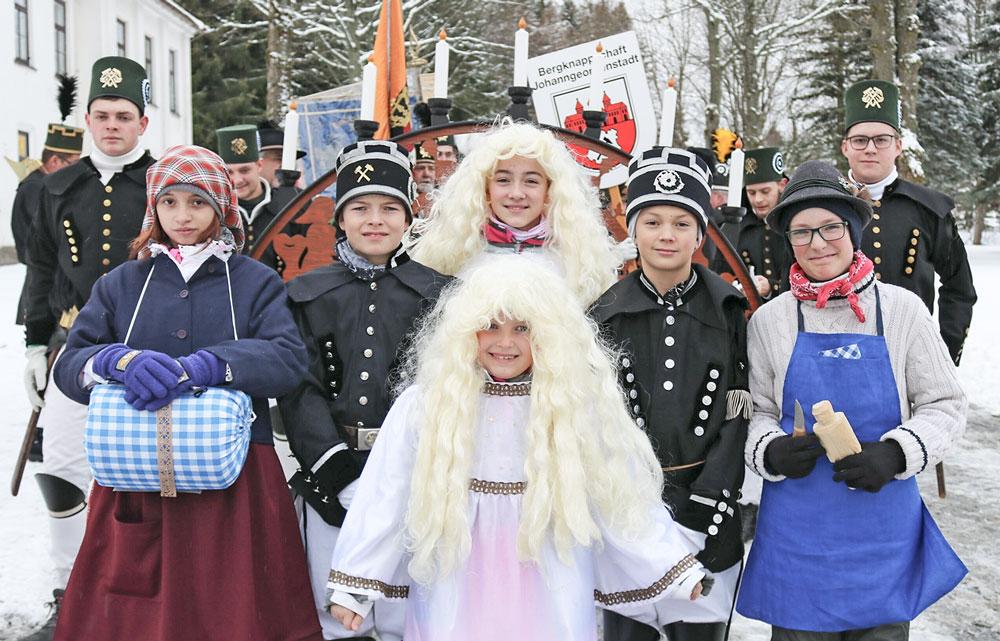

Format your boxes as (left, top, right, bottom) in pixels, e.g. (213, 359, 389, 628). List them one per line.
(328, 382, 705, 641)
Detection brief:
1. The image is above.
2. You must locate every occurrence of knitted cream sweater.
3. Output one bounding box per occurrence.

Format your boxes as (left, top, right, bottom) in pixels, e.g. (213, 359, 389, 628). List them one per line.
(745, 279, 967, 482)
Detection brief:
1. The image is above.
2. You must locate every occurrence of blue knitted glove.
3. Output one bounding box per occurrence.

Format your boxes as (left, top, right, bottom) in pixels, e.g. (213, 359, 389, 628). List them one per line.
(123, 385, 192, 411)
(92, 343, 134, 381)
(176, 350, 227, 387)
(119, 351, 186, 401)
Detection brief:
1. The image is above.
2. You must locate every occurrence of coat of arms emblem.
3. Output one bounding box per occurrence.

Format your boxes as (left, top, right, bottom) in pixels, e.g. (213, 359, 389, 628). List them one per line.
(861, 86, 885, 109)
(231, 138, 248, 155)
(100, 67, 123, 89)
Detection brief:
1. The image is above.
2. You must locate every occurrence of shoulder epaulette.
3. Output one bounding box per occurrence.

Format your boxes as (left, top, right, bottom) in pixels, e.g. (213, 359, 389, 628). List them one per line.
(890, 179, 954, 218)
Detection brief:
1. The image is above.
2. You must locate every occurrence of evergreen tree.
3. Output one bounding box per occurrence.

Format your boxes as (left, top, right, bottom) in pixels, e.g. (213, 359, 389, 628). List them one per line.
(917, 0, 981, 204)
(788, 1, 871, 171)
(188, 0, 268, 149)
(976, 0, 1000, 207)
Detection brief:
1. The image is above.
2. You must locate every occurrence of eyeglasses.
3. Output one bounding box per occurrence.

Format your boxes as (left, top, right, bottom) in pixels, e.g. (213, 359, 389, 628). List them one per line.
(845, 134, 898, 150)
(786, 221, 849, 246)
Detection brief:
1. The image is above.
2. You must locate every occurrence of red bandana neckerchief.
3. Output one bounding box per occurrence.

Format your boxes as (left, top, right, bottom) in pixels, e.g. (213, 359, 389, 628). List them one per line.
(789, 250, 874, 323)
(484, 215, 548, 249)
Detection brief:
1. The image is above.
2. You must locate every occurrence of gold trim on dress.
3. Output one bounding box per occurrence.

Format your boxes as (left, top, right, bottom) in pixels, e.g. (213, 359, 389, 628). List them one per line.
(593, 554, 699, 606)
(329, 570, 409, 599)
(482, 381, 532, 396)
(469, 478, 526, 495)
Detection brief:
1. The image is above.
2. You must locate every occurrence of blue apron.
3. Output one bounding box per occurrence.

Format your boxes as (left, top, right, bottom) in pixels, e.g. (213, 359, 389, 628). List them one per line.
(737, 287, 966, 631)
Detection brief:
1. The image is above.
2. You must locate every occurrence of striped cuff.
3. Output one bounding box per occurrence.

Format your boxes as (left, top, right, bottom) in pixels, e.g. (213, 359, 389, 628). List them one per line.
(881, 427, 927, 479)
(749, 429, 787, 482)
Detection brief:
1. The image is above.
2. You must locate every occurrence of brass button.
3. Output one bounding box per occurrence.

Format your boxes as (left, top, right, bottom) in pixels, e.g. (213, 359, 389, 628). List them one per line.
(105, 185, 113, 193)
(905, 267, 913, 274)
(873, 213, 880, 220)
(103, 199, 112, 207)
(101, 243, 111, 251)
(875, 272, 882, 280)
(67, 237, 75, 245)
(906, 256, 915, 264)
(102, 229, 111, 237)
(64, 228, 72, 236)
(874, 256, 881, 264)
(765, 269, 773, 276)
(912, 228, 920, 237)
(908, 248, 916, 256)
(873, 241, 881, 249)
(910, 238, 918, 246)
(71, 255, 79, 263)
(103, 213, 112, 222)
(102, 258, 110, 266)
(873, 200, 881, 208)
(62, 220, 71, 228)
(872, 226, 880, 234)
(764, 258, 771, 264)
(70, 246, 78, 254)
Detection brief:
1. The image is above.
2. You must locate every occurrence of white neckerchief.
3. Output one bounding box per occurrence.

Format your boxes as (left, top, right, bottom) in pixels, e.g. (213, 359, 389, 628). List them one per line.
(850, 167, 898, 201)
(148, 240, 233, 282)
(89, 143, 146, 185)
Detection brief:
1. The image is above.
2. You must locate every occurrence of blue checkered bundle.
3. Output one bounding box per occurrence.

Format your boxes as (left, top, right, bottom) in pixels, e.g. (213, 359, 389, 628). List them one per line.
(85, 384, 254, 493)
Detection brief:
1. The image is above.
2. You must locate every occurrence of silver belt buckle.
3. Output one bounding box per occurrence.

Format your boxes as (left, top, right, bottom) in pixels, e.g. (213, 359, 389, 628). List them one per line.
(356, 427, 380, 451)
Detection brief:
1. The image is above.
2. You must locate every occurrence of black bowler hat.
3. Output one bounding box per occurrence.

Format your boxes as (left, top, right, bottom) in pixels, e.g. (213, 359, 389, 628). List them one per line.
(334, 140, 416, 221)
(257, 120, 306, 159)
(625, 147, 712, 233)
(766, 160, 873, 247)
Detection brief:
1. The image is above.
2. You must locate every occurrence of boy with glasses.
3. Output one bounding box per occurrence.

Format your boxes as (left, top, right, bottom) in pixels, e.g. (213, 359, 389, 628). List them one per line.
(841, 80, 975, 365)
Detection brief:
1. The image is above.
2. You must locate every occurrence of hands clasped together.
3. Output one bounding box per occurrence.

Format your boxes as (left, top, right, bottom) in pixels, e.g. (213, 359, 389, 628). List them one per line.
(93, 344, 227, 411)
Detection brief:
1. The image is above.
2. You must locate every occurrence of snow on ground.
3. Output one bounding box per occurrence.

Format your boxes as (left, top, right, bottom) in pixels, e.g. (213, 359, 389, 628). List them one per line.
(1, 247, 999, 640)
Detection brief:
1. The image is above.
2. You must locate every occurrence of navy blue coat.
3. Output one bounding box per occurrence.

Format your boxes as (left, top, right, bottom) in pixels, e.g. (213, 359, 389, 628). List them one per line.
(54, 253, 308, 444)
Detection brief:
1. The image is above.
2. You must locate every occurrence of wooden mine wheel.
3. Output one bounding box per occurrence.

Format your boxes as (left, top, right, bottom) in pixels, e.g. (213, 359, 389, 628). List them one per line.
(251, 120, 762, 311)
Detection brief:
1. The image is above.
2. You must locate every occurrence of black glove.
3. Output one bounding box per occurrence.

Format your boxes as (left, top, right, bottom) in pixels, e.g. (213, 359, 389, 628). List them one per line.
(832, 440, 905, 493)
(289, 450, 360, 526)
(764, 434, 825, 478)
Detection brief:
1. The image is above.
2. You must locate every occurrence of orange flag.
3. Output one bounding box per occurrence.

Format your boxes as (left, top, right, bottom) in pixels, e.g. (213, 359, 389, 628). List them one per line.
(371, 0, 411, 139)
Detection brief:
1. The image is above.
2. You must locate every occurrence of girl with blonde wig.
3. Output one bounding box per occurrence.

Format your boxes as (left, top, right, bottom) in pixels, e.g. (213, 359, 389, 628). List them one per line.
(409, 120, 619, 306)
(327, 256, 706, 641)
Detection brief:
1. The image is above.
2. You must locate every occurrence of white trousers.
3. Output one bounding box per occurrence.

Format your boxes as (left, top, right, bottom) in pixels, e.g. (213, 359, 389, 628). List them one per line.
(36, 345, 91, 587)
(301, 500, 405, 640)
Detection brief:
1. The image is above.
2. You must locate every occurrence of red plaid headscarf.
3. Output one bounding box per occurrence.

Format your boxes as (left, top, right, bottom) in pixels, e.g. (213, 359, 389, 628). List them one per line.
(142, 145, 245, 256)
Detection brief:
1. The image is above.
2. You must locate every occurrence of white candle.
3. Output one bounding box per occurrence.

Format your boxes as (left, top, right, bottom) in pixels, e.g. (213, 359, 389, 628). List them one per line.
(360, 55, 377, 120)
(434, 29, 449, 99)
(727, 143, 745, 208)
(281, 102, 299, 171)
(587, 43, 604, 109)
(658, 79, 677, 146)
(513, 18, 529, 87)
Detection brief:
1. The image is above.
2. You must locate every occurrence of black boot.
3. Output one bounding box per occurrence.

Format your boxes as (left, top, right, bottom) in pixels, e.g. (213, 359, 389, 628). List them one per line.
(664, 621, 727, 641)
(27, 428, 44, 462)
(18, 589, 64, 641)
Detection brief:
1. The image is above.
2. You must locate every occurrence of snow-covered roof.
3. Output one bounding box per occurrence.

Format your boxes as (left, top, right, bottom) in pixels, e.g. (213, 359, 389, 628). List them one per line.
(158, 0, 208, 32)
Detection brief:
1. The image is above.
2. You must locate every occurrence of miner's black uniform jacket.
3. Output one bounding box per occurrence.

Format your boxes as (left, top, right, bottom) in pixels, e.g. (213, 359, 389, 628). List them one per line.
(714, 211, 792, 299)
(862, 178, 976, 365)
(237, 181, 301, 273)
(591, 264, 749, 572)
(11, 168, 46, 324)
(24, 153, 154, 346)
(279, 251, 450, 526)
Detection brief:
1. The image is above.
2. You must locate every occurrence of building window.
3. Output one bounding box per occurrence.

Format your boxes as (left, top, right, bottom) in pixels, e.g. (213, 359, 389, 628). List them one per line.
(169, 49, 178, 114)
(144, 36, 154, 104)
(15, 0, 30, 65)
(17, 131, 30, 161)
(116, 19, 126, 56)
(54, 0, 67, 75)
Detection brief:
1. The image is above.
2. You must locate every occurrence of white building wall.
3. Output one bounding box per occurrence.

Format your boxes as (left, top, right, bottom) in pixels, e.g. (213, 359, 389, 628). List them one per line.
(0, 0, 201, 249)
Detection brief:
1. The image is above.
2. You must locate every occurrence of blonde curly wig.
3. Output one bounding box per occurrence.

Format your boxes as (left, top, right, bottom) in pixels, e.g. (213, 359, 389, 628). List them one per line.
(398, 256, 663, 585)
(408, 121, 619, 305)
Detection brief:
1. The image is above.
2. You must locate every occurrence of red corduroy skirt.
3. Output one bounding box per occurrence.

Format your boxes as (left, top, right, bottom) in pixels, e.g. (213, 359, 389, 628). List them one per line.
(54, 444, 323, 641)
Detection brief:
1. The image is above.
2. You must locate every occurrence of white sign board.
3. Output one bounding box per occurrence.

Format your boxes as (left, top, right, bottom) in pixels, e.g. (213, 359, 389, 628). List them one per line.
(528, 31, 655, 188)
